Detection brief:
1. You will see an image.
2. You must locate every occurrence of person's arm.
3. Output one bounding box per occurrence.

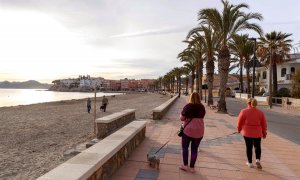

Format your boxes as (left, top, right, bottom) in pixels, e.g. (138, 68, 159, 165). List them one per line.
(180, 104, 189, 121)
(261, 112, 267, 138)
(180, 114, 186, 121)
(237, 110, 245, 133)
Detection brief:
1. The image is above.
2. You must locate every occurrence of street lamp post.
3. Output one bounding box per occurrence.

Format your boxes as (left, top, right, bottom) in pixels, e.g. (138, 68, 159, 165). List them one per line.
(249, 38, 257, 98)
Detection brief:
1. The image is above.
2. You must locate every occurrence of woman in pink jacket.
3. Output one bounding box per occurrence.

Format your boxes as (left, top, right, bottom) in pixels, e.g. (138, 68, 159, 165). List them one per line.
(179, 92, 205, 173)
(237, 98, 267, 169)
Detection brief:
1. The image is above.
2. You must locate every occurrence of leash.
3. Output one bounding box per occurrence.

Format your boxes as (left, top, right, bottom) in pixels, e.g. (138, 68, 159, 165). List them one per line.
(205, 132, 239, 142)
(153, 140, 170, 154)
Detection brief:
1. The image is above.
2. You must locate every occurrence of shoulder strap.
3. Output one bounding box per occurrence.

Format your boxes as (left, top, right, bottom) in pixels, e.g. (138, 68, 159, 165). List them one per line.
(183, 118, 193, 130)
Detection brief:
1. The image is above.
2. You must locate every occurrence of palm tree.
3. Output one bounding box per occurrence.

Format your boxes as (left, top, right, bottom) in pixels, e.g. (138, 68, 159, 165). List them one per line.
(187, 25, 218, 105)
(258, 31, 292, 96)
(181, 66, 190, 94)
(198, 0, 263, 113)
(229, 34, 252, 93)
(183, 35, 205, 98)
(173, 67, 183, 93)
(243, 41, 255, 94)
(178, 48, 197, 93)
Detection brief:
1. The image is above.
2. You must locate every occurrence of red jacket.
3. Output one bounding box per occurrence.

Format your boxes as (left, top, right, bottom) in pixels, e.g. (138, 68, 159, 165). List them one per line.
(237, 106, 267, 138)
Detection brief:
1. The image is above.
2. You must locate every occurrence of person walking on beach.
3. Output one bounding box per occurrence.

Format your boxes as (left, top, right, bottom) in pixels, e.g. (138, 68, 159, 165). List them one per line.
(101, 95, 108, 112)
(237, 98, 267, 169)
(87, 97, 91, 113)
(179, 92, 206, 173)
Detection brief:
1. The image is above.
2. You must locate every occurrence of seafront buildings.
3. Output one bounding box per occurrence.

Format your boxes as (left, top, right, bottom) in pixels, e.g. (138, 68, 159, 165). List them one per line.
(51, 75, 154, 91)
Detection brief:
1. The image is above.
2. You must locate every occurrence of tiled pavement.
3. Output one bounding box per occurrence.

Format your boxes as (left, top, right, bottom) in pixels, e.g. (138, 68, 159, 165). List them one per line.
(111, 96, 300, 180)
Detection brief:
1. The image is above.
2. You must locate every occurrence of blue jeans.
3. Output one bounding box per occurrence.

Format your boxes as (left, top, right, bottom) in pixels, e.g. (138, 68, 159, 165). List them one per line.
(181, 133, 202, 168)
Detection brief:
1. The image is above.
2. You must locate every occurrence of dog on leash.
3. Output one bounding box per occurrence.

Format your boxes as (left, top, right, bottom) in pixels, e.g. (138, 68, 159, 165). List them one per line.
(147, 154, 160, 170)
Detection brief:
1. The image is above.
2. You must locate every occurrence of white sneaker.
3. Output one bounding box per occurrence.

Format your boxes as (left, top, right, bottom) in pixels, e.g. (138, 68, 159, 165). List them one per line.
(246, 162, 254, 168)
(256, 159, 262, 169)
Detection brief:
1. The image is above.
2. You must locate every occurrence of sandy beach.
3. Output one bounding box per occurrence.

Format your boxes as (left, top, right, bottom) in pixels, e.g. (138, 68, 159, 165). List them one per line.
(0, 93, 170, 180)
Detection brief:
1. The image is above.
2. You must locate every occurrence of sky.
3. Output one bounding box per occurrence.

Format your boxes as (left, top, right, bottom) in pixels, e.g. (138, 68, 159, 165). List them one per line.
(0, 0, 299, 83)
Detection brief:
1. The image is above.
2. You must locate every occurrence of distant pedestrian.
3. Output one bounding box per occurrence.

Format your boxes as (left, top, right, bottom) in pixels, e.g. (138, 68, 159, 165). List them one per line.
(87, 98, 91, 113)
(100, 95, 108, 112)
(237, 98, 267, 169)
(179, 92, 206, 173)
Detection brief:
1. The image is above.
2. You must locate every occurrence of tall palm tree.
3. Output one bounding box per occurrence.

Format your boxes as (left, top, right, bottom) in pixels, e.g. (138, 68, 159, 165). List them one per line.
(178, 48, 197, 93)
(173, 67, 183, 93)
(258, 31, 292, 96)
(183, 35, 205, 98)
(187, 25, 218, 105)
(198, 0, 263, 113)
(229, 34, 251, 93)
(181, 66, 190, 94)
(243, 41, 255, 94)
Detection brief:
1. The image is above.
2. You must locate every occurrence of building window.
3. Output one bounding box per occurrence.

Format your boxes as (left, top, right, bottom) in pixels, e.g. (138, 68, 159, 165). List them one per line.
(281, 68, 286, 77)
(263, 71, 267, 79)
(291, 67, 295, 74)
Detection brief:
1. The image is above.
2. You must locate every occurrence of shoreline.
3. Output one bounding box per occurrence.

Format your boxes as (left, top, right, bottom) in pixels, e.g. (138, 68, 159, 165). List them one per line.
(0, 93, 170, 179)
(0, 89, 125, 108)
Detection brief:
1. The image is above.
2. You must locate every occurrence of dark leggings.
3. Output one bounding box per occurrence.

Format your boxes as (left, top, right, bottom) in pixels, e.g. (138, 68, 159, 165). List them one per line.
(182, 133, 202, 168)
(243, 136, 261, 163)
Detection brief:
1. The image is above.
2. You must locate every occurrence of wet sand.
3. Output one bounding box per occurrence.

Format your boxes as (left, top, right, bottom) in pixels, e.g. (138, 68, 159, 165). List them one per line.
(0, 93, 170, 180)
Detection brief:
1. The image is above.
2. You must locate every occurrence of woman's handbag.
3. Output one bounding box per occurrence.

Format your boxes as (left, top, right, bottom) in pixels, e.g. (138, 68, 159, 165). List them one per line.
(177, 118, 193, 137)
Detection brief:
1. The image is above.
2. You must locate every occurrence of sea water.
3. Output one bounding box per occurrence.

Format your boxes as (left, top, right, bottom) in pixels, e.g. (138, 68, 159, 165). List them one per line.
(0, 89, 122, 107)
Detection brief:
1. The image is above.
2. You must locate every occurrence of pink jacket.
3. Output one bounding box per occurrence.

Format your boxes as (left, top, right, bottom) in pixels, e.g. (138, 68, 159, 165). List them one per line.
(180, 115, 205, 138)
(237, 106, 267, 138)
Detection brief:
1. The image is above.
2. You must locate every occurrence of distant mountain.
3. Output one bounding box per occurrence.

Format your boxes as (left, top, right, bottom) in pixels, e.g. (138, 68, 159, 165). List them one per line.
(0, 80, 51, 89)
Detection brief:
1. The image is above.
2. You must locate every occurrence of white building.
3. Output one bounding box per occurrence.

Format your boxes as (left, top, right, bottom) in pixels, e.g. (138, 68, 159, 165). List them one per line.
(79, 78, 103, 88)
(255, 54, 300, 93)
(60, 79, 77, 87)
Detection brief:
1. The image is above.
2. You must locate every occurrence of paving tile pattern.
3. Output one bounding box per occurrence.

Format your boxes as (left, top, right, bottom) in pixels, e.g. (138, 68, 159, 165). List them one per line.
(111, 96, 300, 180)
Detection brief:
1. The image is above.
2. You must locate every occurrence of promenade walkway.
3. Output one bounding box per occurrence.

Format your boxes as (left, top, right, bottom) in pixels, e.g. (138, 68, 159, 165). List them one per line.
(111, 96, 300, 180)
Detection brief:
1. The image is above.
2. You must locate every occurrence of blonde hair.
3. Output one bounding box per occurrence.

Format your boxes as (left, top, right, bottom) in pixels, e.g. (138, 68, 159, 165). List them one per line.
(247, 98, 253, 105)
(189, 92, 201, 104)
(251, 98, 258, 107)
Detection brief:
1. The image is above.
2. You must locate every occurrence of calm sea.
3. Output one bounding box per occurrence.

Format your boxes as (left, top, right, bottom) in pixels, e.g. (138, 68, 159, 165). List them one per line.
(0, 89, 122, 107)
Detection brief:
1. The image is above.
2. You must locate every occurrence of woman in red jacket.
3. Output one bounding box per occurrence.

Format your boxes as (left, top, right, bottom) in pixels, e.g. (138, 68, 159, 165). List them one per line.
(237, 98, 267, 169)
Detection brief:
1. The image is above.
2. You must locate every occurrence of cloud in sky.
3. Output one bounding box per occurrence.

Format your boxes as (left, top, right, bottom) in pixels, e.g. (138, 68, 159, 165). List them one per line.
(0, 0, 300, 83)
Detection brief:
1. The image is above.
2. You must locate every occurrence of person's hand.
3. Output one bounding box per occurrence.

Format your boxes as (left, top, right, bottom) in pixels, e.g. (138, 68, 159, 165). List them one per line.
(263, 134, 267, 139)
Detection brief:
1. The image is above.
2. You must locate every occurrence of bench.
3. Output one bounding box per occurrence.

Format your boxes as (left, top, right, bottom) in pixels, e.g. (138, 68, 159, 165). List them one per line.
(152, 94, 178, 120)
(96, 109, 135, 139)
(37, 120, 147, 180)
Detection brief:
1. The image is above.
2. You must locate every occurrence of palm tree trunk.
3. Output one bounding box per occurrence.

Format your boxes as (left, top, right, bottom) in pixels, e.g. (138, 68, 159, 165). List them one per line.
(239, 56, 244, 93)
(196, 73, 199, 93)
(191, 72, 195, 93)
(185, 76, 189, 94)
(179, 76, 182, 94)
(206, 57, 214, 106)
(217, 46, 230, 113)
(272, 63, 278, 96)
(246, 67, 250, 94)
(199, 59, 203, 100)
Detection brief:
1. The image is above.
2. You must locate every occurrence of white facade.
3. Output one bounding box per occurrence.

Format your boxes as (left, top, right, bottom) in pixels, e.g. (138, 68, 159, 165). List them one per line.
(79, 78, 103, 87)
(255, 55, 300, 93)
(60, 79, 76, 86)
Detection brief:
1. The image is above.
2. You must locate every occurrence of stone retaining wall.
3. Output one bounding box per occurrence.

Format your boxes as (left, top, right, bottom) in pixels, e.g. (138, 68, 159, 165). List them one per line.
(152, 94, 178, 120)
(96, 109, 135, 139)
(88, 127, 145, 180)
(37, 120, 147, 180)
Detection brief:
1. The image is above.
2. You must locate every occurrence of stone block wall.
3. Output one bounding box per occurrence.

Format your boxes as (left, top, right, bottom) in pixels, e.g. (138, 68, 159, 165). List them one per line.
(88, 127, 146, 180)
(97, 112, 135, 139)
